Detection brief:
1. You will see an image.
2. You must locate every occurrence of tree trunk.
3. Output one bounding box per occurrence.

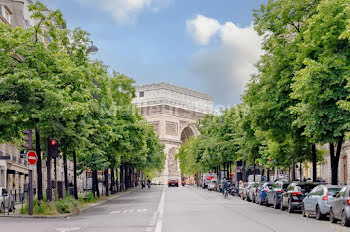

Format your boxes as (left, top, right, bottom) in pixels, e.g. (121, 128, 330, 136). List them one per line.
(312, 144, 317, 182)
(253, 158, 256, 182)
(110, 169, 115, 194)
(120, 163, 124, 191)
(63, 153, 68, 194)
(330, 136, 344, 185)
(291, 159, 296, 181)
(267, 168, 270, 181)
(35, 129, 43, 201)
(73, 150, 78, 199)
(242, 161, 246, 182)
(105, 168, 109, 196)
(92, 171, 96, 198)
(95, 170, 100, 197)
(299, 162, 302, 181)
(46, 137, 52, 201)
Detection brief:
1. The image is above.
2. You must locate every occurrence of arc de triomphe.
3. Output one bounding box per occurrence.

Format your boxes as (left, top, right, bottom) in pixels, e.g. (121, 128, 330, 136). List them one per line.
(132, 82, 214, 184)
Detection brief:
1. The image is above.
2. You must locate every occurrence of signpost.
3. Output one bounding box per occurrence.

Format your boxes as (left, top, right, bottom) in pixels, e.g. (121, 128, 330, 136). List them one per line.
(27, 150, 37, 215)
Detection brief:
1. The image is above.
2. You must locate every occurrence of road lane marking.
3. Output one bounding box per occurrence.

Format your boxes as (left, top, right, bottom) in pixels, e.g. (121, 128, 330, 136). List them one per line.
(56, 228, 80, 232)
(110, 210, 121, 214)
(155, 185, 166, 232)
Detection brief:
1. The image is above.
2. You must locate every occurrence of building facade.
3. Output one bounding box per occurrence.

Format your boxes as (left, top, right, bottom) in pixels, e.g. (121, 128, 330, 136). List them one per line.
(132, 82, 214, 184)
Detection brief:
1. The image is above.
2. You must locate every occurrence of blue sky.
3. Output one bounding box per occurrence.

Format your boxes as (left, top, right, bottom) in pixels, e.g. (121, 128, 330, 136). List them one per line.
(42, 0, 266, 107)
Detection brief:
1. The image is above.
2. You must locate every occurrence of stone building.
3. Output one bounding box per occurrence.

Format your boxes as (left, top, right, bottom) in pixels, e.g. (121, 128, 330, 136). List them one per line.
(302, 142, 350, 185)
(132, 82, 214, 184)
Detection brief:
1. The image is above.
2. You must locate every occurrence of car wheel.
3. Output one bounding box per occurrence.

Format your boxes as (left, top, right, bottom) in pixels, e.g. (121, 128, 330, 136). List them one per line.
(252, 195, 256, 203)
(315, 205, 324, 220)
(280, 198, 284, 211)
(329, 208, 337, 223)
(246, 195, 250, 202)
(273, 197, 279, 209)
(301, 204, 306, 217)
(288, 200, 294, 213)
(342, 211, 350, 227)
(265, 198, 270, 207)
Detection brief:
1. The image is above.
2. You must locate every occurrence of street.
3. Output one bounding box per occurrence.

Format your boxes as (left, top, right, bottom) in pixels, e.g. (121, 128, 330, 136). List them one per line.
(1, 185, 349, 232)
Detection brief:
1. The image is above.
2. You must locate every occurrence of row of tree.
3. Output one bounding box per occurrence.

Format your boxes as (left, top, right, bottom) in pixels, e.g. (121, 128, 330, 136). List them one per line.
(0, 2, 165, 200)
(177, 0, 350, 185)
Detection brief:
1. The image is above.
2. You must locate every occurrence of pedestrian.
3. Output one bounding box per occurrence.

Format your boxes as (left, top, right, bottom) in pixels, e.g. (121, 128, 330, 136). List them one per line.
(142, 180, 145, 189)
(147, 177, 151, 189)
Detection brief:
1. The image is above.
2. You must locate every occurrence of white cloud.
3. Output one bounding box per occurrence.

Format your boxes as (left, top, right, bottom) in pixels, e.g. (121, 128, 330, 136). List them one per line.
(187, 15, 262, 105)
(73, 0, 171, 24)
(186, 15, 221, 45)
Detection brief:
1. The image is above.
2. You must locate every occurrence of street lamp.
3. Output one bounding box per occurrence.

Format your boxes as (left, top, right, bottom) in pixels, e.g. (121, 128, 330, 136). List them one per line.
(87, 41, 99, 55)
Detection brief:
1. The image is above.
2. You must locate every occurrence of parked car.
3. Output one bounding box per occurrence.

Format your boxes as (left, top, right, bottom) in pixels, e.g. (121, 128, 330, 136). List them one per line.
(330, 186, 350, 226)
(266, 181, 290, 208)
(242, 182, 255, 201)
(168, 179, 179, 187)
(256, 182, 273, 205)
(248, 182, 263, 203)
(0, 187, 14, 212)
(301, 185, 342, 220)
(280, 182, 319, 213)
(208, 180, 217, 191)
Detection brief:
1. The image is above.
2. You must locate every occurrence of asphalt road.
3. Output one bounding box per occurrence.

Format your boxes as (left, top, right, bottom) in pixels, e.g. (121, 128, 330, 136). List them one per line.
(1, 185, 349, 232)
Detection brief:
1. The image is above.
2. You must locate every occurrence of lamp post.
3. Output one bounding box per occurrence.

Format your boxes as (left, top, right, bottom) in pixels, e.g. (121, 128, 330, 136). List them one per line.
(87, 41, 99, 55)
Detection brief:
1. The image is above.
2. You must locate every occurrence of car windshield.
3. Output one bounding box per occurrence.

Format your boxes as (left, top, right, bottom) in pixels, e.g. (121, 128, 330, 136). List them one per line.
(282, 184, 289, 190)
(328, 188, 342, 196)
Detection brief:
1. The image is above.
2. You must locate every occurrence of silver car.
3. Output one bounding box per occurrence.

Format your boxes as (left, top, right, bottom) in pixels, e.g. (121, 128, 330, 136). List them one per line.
(302, 185, 342, 220)
(330, 186, 350, 226)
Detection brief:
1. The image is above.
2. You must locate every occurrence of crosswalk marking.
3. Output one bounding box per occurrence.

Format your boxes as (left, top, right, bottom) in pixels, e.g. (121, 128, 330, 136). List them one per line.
(110, 209, 148, 214)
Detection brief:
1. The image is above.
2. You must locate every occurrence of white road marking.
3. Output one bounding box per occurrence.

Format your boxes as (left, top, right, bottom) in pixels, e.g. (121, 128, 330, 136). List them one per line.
(110, 210, 121, 214)
(56, 228, 80, 232)
(155, 185, 166, 232)
(137, 209, 147, 212)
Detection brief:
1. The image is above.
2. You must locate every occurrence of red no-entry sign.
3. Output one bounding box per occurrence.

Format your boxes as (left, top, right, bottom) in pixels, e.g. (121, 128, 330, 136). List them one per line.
(27, 150, 38, 165)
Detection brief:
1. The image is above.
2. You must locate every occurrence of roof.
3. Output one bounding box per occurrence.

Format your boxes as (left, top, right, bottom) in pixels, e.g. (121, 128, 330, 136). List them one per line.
(135, 82, 214, 101)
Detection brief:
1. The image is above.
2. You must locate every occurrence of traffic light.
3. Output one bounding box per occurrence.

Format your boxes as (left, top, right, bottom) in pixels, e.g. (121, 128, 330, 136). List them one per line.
(48, 138, 59, 158)
(22, 130, 33, 150)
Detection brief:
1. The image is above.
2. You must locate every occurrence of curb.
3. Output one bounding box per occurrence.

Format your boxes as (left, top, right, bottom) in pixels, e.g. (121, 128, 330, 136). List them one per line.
(0, 187, 140, 219)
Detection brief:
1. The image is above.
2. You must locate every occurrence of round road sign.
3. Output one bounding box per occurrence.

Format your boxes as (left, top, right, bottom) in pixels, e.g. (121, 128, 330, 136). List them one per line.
(27, 150, 38, 165)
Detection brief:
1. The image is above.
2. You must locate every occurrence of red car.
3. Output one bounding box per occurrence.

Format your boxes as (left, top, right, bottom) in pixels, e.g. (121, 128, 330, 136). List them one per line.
(168, 179, 179, 187)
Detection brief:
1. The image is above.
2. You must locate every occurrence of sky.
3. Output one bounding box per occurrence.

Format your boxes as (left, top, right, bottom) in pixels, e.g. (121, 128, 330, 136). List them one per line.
(42, 0, 266, 107)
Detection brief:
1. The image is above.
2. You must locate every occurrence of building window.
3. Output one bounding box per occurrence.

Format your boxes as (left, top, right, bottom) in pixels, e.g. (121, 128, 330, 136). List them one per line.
(139, 91, 144, 97)
(1, 6, 12, 24)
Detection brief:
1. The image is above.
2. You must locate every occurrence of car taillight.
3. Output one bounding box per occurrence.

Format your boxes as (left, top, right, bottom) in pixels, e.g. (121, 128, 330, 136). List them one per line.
(263, 189, 268, 192)
(277, 190, 284, 193)
(347, 199, 350, 205)
(322, 189, 328, 201)
(256, 189, 259, 193)
(176, 180, 178, 183)
(292, 192, 302, 196)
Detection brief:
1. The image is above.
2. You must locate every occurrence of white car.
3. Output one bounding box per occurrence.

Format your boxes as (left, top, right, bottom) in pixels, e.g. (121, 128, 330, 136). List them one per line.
(208, 180, 217, 191)
(0, 187, 15, 212)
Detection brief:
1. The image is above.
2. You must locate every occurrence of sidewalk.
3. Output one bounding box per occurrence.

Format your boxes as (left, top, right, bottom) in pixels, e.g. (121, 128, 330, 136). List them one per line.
(0, 187, 140, 218)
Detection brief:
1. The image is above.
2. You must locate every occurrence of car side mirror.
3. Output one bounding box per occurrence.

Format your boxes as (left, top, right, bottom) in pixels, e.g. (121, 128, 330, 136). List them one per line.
(335, 193, 340, 198)
(305, 193, 310, 197)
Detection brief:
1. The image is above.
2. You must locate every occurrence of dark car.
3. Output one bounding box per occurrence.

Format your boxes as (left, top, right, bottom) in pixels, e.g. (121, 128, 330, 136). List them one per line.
(256, 182, 273, 205)
(168, 179, 179, 187)
(330, 186, 350, 227)
(266, 181, 290, 209)
(280, 182, 318, 213)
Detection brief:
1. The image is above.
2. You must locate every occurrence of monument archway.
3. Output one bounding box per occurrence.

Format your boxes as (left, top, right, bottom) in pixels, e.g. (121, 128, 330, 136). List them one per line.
(180, 126, 196, 142)
(132, 82, 214, 184)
